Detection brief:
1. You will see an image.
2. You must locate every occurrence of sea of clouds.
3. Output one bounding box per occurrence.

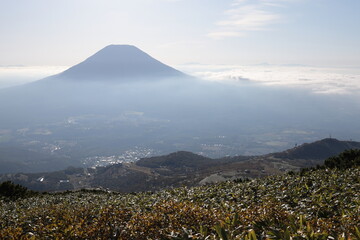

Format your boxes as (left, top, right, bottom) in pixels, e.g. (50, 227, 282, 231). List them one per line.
(179, 64, 360, 96)
(1, 64, 359, 98)
(0, 66, 68, 89)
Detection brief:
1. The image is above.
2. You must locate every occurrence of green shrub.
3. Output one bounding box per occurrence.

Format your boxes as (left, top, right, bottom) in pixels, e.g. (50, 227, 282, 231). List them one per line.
(0, 181, 34, 200)
(324, 149, 360, 169)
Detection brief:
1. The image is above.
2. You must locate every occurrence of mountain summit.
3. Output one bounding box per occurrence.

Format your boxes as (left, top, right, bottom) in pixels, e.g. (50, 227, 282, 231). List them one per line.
(56, 45, 186, 81)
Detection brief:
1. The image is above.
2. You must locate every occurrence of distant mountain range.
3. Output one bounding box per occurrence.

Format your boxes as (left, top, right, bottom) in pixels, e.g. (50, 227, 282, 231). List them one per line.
(1, 138, 359, 192)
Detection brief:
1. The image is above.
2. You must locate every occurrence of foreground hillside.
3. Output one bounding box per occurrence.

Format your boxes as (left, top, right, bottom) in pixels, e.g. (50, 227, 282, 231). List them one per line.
(1, 155, 359, 239)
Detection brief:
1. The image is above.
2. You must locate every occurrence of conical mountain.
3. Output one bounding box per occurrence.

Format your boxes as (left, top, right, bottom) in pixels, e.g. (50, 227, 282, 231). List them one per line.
(55, 45, 186, 81)
(0, 45, 193, 127)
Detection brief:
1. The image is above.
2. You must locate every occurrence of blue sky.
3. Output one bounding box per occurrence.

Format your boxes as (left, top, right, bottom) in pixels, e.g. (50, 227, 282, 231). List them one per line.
(0, 0, 359, 67)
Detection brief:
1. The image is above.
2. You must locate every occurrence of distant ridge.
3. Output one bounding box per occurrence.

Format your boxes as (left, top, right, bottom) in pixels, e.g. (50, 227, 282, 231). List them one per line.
(55, 45, 186, 81)
(2, 138, 360, 192)
(273, 138, 360, 160)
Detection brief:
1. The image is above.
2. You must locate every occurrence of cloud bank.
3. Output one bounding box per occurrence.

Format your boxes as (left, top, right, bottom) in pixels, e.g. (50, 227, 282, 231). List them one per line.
(2, 64, 360, 98)
(179, 64, 360, 96)
(0, 66, 67, 89)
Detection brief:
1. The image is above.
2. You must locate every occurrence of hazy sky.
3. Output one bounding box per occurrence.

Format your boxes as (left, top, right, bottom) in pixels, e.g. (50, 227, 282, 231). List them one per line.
(0, 0, 359, 67)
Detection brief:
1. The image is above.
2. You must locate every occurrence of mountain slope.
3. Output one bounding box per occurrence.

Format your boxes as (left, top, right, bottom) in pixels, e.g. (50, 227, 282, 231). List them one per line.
(54, 45, 186, 81)
(2, 167, 359, 238)
(0, 44, 193, 128)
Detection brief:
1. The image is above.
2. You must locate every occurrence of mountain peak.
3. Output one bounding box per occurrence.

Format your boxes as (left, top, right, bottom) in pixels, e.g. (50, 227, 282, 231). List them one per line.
(85, 45, 147, 62)
(57, 44, 186, 81)
(104, 44, 136, 49)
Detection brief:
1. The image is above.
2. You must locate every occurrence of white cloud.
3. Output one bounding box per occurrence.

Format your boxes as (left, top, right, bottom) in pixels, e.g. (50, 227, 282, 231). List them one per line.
(219, 6, 280, 31)
(178, 63, 360, 95)
(207, 31, 245, 39)
(209, 0, 289, 38)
